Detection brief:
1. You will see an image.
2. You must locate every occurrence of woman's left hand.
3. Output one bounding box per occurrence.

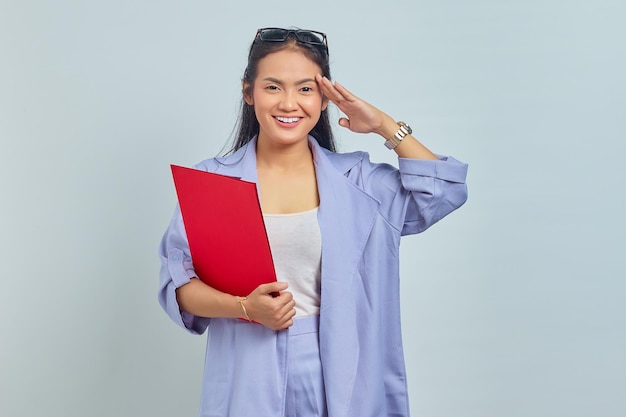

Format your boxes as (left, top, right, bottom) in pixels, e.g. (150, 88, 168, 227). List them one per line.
(316, 74, 392, 136)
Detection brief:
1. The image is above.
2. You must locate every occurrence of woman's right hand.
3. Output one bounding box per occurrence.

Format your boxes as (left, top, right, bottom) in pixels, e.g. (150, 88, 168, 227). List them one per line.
(244, 282, 296, 330)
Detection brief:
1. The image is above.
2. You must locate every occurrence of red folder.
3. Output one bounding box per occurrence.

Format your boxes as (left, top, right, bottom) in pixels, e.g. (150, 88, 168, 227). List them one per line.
(171, 165, 277, 296)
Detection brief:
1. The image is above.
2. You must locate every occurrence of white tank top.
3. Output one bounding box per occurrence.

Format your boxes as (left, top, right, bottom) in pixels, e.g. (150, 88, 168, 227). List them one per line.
(263, 207, 322, 317)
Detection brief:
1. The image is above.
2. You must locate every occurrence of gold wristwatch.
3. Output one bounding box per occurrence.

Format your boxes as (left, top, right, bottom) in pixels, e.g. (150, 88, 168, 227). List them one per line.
(384, 121, 412, 149)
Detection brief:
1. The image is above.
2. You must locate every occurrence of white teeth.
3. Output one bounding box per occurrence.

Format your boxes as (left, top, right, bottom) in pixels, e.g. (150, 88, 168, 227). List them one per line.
(276, 116, 300, 123)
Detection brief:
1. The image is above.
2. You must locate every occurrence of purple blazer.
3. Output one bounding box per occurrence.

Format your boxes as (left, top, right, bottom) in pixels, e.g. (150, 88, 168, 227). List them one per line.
(159, 136, 468, 416)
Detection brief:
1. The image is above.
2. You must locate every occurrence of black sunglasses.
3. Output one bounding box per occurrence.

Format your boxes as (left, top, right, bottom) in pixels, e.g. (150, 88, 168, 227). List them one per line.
(254, 27, 329, 55)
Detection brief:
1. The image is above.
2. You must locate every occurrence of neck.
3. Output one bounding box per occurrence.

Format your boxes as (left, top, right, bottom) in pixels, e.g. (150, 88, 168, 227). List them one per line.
(255, 136, 314, 171)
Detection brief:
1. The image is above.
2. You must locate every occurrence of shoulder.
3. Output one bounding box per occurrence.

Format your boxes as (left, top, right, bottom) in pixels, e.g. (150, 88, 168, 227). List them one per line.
(191, 145, 251, 173)
(318, 147, 401, 196)
(332, 148, 397, 176)
(317, 146, 376, 174)
(192, 157, 221, 173)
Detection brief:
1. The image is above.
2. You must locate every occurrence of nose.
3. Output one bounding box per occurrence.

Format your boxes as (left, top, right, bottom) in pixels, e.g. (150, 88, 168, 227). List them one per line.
(278, 91, 297, 111)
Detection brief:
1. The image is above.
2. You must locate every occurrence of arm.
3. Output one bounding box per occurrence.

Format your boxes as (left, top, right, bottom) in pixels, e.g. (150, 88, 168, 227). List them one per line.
(176, 279, 296, 331)
(158, 206, 296, 331)
(343, 152, 468, 236)
(316, 75, 468, 234)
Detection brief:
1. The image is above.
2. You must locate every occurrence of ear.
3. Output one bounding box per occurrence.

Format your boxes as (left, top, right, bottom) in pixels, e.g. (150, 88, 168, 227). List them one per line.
(242, 81, 254, 105)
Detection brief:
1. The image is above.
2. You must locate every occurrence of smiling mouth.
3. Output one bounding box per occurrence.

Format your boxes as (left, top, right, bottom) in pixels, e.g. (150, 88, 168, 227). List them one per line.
(274, 116, 302, 124)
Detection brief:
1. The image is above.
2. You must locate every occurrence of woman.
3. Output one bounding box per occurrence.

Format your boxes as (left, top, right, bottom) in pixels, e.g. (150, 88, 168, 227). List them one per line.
(159, 27, 468, 417)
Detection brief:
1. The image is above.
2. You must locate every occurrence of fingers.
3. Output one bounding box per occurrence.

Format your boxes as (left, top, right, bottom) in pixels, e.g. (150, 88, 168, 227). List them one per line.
(247, 282, 296, 330)
(316, 74, 351, 105)
(275, 299, 297, 329)
(256, 281, 288, 295)
(262, 296, 296, 330)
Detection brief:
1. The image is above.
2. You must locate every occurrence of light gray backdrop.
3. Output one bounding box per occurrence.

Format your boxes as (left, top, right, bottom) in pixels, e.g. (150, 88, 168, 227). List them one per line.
(1, 1, 624, 416)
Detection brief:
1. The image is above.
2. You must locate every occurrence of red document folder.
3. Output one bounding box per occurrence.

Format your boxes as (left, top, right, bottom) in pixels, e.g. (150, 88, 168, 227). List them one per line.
(171, 165, 277, 296)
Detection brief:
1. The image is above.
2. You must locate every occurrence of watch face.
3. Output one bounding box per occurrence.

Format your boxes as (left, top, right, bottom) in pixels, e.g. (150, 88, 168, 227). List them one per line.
(398, 121, 412, 135)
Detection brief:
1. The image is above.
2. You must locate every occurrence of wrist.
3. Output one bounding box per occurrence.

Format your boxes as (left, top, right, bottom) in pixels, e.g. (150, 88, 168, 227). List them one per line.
(235, 296, 252, 322)
(382, 120, 413, 150)
(374, 114, 398, 138)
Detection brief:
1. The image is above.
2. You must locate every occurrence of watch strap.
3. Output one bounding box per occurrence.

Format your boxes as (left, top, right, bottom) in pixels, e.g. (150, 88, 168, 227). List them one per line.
(384, 121, 412, 149)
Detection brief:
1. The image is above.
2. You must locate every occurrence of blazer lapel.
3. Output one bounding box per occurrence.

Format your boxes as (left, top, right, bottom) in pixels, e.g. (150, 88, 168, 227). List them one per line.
(310, 138, 380, 417)
(212, 139, 260, 194)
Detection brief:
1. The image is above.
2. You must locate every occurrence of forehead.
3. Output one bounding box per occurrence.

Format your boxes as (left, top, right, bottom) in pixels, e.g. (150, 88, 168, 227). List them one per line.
(255, 49, 322, 79)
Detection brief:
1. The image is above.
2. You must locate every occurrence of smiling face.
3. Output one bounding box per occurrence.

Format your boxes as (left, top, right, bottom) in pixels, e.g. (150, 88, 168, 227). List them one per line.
(244, 48, 328, 149)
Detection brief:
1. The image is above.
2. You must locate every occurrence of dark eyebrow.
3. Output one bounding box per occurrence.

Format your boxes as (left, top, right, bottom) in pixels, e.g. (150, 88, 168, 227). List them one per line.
(261, 77, 317, 86)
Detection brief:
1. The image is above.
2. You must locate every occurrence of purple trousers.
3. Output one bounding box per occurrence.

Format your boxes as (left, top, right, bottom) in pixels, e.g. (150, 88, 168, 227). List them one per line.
(200, 315, 327, 417)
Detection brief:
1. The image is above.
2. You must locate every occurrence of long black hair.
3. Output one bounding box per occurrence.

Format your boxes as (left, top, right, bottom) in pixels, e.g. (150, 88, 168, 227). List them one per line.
(225, 30, 336, 154)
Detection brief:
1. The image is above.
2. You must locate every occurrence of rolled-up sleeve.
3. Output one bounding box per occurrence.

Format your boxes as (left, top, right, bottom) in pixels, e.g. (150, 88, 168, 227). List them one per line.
(397, 155, 468, 235)
(352, 152, 468, 236)
(158, 205, 211, 334)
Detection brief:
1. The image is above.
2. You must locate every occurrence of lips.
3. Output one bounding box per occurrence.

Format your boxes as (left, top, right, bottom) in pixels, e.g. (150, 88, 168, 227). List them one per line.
(274, 116, 302, 124)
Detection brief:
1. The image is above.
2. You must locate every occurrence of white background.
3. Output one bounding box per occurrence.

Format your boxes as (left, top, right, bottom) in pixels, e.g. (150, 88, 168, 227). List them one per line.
(1, 1, 624, 416)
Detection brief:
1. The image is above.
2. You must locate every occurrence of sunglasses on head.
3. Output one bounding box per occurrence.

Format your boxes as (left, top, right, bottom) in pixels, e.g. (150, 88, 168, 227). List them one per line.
(254, 27, 329, 55)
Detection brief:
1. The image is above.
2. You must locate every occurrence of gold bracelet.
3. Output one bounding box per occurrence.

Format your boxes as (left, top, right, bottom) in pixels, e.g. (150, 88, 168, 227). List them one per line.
(235, 296, 252, 322)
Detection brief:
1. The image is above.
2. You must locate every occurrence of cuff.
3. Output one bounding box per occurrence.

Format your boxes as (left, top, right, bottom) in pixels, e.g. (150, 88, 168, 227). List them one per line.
(398, 155, 468, 183)
(167, 248, 196, 287)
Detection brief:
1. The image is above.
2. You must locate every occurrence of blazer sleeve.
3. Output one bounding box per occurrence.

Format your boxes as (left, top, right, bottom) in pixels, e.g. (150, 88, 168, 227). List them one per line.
(158, 158, 228, 334)
(351, 153, 468, 235)
(157, 205, 211, 334)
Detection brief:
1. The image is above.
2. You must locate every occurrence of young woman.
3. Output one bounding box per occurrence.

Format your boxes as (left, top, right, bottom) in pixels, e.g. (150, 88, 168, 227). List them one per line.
(159, 27, 468, 417)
